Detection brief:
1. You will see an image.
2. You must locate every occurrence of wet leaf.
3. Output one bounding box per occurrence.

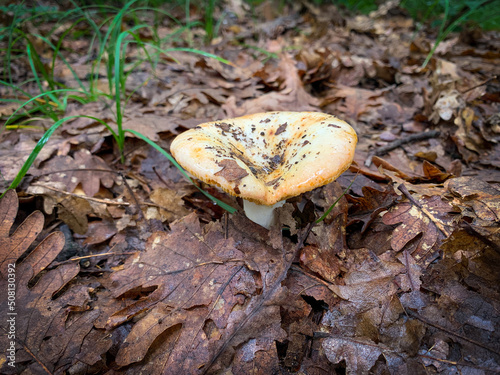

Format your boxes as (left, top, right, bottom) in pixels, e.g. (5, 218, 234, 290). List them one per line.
(215, 159, 249, 182)
(106, 213, 289, 374)
(34, 148, 115, 197)
(0, 190, 110, 374)
(382, 195, 455, 265)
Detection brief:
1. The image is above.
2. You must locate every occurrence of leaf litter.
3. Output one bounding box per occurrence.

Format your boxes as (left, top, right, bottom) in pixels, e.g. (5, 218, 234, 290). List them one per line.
(1, 1, 500, 374)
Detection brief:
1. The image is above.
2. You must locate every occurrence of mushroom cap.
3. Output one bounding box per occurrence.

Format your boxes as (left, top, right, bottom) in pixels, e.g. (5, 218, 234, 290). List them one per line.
(170, 111, 357, 206)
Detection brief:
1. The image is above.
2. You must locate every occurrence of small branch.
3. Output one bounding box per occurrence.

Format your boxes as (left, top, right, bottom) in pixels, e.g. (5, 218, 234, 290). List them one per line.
(459, 75, 497, 94)
(365, 130, 440, 167)
(406, 309, 500, 357)
(118, 171, 150, 232)
(418, 353, 500, 373)
(30, 183, 176, 213)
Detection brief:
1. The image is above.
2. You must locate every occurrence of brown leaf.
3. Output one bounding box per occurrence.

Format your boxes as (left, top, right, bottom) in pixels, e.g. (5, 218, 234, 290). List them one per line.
(0, 191, 109, 374)
(0, 133, 63, 188)
(215, 159, 249, 182)
(223, 54, 319, 116)
(147, 188, 190, 222)
(34, 148, 115, 197)
(81, 220, 117, 245)
(382, 195, 455, 265)
(347, 185, 399, 233)
(105, 213, 288, 374)
(0, 190, 43, 276)
(122, 113, 181, 141)
(299, 245, 342, 283)
(328, 250, 404, 304)
(326, 85, 385, 122)
(323, 336, 388, 374)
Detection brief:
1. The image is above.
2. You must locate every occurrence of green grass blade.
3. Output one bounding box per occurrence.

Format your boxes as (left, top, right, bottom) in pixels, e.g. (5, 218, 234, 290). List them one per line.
(125, 128, 237, 214)
(3, 88, 86, 127)
(26, 43, 63, 110)
(2, 115, 119, 197)
(315, 174, 358, 224)
(114, 24, 151, 158)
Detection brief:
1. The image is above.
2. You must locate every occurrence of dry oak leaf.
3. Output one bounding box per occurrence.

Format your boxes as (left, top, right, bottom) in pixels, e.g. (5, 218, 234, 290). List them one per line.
(382, 195, 455, 265)
(347, 185, 399, 233)
(34, 148, 115, 197)
(106, 213, 287, 374)
(325, 85, 385, 122)
(223, 54, 319, 117)
(0, 190, 109, 374)
(323, 336, 404, 375)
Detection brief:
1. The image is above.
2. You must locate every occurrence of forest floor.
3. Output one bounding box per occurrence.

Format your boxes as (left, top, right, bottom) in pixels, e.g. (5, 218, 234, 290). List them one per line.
(0, 1, 499, 374)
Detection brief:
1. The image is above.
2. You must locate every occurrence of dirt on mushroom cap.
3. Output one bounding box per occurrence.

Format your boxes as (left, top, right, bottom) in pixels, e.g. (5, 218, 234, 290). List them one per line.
(170, 111, 358, 205)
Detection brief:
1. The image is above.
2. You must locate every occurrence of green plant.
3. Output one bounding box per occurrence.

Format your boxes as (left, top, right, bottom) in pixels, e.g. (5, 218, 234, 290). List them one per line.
(315, 174, 357, 224)
(400, 0, 500, 66)
(1, 0, 236, 214)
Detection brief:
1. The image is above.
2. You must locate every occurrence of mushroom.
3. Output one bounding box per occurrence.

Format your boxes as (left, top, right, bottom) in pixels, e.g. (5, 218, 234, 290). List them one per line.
(170, 111, 357, 229)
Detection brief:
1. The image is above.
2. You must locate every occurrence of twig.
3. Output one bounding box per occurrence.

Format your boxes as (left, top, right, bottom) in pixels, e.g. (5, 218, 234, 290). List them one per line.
(365, 130, 440, 167)
(118, 171, 150, 232)
(31, 183, 130, 205)
(30, 183, 177, 213)
(49, 251, 137, 268)
(202, 221, 315, 374)
(34, 168, 118, 178)
(459, 75, 497, 94)
(405, 309, 500, 357)
(419, 354, 500, 372)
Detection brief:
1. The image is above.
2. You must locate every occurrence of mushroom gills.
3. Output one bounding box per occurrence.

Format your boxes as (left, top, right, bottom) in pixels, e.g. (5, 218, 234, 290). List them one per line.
(243, 200, 286, 229)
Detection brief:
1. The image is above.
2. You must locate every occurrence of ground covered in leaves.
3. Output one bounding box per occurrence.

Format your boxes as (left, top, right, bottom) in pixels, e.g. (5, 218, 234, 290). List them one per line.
(1, 1, 500, 374)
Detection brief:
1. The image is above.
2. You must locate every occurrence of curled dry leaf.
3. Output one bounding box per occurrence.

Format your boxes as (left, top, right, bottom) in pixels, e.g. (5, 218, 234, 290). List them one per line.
(347, 185, 399, 233)
(0, 190, 110, 374)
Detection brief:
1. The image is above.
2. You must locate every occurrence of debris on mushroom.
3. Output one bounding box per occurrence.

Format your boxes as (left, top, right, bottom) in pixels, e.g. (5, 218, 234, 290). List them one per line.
(170, 111, 357, 229)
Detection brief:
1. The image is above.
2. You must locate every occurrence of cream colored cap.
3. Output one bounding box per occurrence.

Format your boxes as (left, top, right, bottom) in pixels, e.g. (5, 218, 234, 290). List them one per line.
(170, 112, 357, 206)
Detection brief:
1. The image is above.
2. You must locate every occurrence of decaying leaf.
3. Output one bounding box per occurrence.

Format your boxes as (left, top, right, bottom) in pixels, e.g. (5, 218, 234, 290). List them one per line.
(105, 213, 290, 374)
(0, 190, 110, 374)
(34, 148, 115, 197)
(382, 194, 455, 265)
(215, 159, 249, 182)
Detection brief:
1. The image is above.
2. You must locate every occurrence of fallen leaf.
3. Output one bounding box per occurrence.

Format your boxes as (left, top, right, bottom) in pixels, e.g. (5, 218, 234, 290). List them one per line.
(147, 188, 190, 222)
(347, 185, 399, 233)
(382, 194, 455, 265)
(105, 213, 289, 374)
(0, 190, 110, 374)
(215, 159, 249, 182)
(34, 148, 115, 197)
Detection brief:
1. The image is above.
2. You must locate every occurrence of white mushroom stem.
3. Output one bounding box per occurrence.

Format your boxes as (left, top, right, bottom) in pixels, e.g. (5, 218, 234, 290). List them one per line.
(243, 200, 286, 229)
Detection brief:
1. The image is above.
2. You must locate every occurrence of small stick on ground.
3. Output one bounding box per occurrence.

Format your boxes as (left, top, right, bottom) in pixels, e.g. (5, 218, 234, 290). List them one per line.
(119, 172, 151, 232)
(460, 75, 497, 94)
(405, 308, 500, 357)
(365, 130, 440, 167)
